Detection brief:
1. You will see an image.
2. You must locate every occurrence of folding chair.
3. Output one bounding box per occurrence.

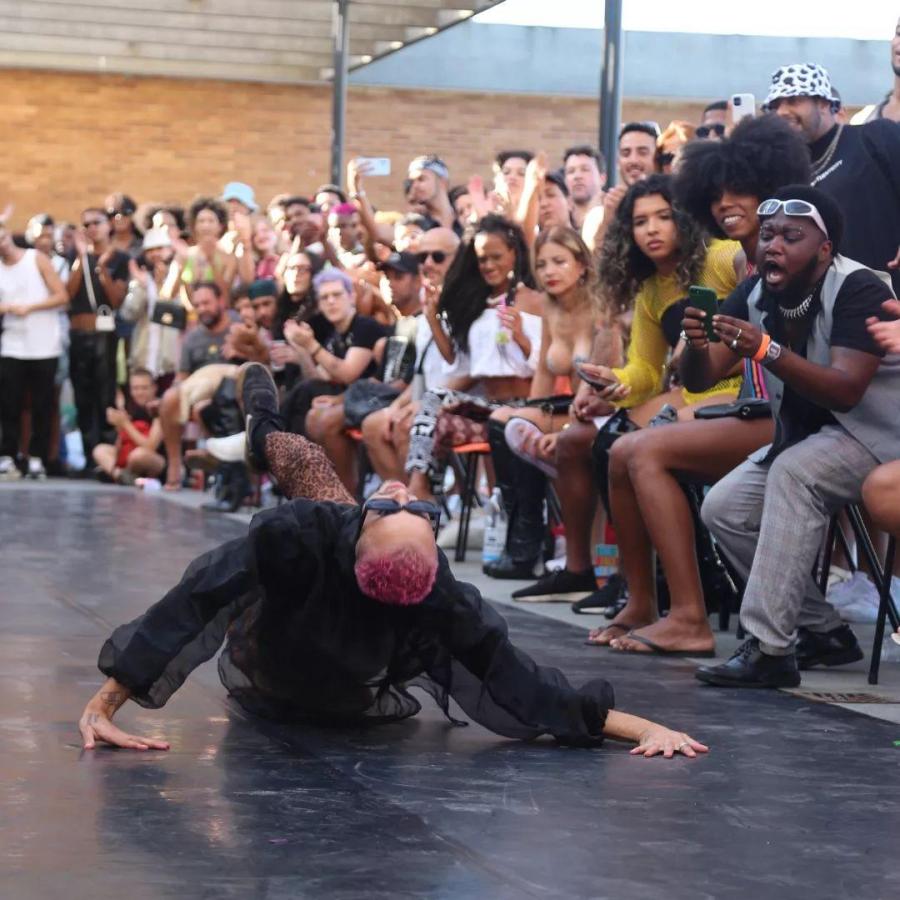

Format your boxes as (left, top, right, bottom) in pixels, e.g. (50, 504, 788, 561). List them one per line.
(449, 441, 491, 563)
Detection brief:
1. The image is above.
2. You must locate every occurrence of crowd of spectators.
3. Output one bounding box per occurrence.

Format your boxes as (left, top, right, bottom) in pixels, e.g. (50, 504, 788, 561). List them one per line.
(3, 35, 900, 684)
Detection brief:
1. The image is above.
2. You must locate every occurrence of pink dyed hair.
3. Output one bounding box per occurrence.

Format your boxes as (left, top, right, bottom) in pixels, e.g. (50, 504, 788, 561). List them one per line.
(354, 547, 438, 606)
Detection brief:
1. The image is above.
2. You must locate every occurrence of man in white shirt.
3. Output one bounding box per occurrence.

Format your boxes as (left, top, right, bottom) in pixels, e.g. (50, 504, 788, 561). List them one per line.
(0, 214, 68, 479)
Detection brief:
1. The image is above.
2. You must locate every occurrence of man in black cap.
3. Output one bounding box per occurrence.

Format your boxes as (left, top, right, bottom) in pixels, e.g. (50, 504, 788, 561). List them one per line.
(764, 61, 900, 294)
(680, 185, 898, 688)
(378, 251, 421, 318)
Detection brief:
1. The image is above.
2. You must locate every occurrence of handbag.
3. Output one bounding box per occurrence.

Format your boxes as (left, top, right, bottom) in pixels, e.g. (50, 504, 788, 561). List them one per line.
(343, 380, 401, 428)
(150, 299, 188, 331)
(82, 251, 116, 333)
(694, 398, 772, 421)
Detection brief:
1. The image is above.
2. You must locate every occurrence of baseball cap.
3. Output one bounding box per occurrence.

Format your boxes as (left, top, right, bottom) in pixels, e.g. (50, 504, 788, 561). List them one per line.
(378, 251, 420, 275)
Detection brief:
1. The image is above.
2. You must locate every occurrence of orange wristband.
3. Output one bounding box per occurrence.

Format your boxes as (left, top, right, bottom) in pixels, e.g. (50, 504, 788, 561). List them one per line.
(752, 334, 771, 363)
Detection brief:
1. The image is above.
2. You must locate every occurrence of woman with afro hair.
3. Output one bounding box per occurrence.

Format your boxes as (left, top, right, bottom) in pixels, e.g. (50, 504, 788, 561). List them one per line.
(587, 116, 812, 657)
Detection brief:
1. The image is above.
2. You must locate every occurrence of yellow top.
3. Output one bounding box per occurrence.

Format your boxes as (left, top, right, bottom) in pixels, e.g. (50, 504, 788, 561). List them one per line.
(611, 239, 742, 408)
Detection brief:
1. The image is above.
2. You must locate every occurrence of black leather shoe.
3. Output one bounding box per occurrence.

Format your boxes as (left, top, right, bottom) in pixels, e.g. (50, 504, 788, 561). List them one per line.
(695, 638, 801, 688)
(796, 624, 863, 670)
(483, 553, 539, 580)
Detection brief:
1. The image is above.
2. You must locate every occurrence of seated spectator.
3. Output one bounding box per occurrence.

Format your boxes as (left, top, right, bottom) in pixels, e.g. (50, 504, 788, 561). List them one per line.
(92, 368, 164, 484)
(0, 214, 68, 480)
(377, 250, 422, 319)
(584, 117, 812, 655)
(279, 269, 386, 439)
(328, 203, 367, 267)
(681, 186, 898, 687)
(120, 227, 186, 394)
(696, 101, 728, 140)
(251, 216, 281, 280)
(176, 197, 236, 304)
(485, 226, 599, 585)
(405, 215, 543, 505)
(563, 145, 606, 229)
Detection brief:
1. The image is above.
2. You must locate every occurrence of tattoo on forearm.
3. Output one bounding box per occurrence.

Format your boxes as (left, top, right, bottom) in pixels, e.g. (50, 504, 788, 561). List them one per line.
(100, 691, 123, 707)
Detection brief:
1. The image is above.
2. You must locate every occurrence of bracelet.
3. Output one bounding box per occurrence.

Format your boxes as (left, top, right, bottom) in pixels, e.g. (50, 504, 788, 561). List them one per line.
(752, 334, 771, 363)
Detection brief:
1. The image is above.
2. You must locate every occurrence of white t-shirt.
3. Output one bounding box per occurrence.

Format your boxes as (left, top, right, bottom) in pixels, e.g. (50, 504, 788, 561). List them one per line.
(457, 302, 542, 379)
(0, 249, 61, 359)
(415, 314, 467, 390)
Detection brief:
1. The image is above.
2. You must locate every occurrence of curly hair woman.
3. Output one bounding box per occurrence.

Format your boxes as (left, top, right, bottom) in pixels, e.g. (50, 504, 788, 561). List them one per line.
(589, 122, 812, 655)
(177, 197, 237, 304)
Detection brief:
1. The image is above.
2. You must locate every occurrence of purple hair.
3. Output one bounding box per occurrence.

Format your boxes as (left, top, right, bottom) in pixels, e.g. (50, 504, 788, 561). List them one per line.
(313, 267, 354, 296)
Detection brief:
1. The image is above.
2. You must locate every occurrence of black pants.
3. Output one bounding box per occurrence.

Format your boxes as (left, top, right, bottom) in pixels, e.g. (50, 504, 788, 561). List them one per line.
(281, 378, 344, 436)
(0, 356, 59, 462)
(69, 330, 117, 460)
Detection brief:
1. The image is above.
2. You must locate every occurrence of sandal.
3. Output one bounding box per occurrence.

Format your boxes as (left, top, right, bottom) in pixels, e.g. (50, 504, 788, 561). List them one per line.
(611, 632, 716, 658)
(585, 621, 641, 647)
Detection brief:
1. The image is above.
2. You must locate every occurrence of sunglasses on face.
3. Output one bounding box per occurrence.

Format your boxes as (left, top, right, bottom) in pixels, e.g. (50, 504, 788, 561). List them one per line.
(416, 250, 447, 265)
(757, 198, 829, 239)
(696, 123, 726, 138)
(657, 152, 675, 166)
(355, 497, 442, 543)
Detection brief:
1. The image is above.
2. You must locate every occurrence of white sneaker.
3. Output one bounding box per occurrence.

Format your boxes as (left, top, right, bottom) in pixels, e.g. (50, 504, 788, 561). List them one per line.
(827, 571, 877, 609)
(0, 456, 21, 480)
(826, 564, 851, 592)
(205, 432, 247, 463)
(27, 458, 47, 480)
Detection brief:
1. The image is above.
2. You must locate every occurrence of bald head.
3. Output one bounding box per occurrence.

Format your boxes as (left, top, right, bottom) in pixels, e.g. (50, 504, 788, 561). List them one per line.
(415, 227, 460, 286)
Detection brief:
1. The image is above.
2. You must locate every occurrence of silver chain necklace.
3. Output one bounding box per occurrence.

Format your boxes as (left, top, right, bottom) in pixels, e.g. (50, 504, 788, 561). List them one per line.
(778, 291, 815, 320)
(811, 124, 843, 178)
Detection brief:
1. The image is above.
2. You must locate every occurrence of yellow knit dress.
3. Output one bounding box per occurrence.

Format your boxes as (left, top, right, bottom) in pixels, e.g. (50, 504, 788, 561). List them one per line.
(611, 239, 742, 408)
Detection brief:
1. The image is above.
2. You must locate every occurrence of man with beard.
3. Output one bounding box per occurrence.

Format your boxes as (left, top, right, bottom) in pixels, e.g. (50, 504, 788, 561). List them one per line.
(679, 186, 898, 688)
(763, 62, 900, 295)
(563, 145, 606, 229)
(406, 156, 456, 232)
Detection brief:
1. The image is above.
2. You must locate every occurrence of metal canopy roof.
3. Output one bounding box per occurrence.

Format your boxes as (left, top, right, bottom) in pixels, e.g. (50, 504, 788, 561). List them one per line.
(0, 0, 506, 84)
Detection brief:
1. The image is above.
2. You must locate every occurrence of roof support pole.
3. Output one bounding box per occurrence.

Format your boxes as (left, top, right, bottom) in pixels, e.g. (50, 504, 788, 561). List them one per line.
(598, 0, 624, 186)
(330, 0, 350, 186)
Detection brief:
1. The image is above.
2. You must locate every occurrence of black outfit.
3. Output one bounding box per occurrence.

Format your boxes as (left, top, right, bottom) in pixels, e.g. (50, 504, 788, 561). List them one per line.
(272, 294, 323, 391)
(717, 269, 888, 459)
(0, 356, 58, 462)
(811, 121, 900, 294)
(98, 500, 613, 745)
(69, 250, 130, 458)
(281, 314, 388, 435)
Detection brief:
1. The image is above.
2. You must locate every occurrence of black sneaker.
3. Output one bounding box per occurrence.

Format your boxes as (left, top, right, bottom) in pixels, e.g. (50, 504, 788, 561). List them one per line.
(796, 624, 863, 670)
(512, 568, 597, 602)
(235, 363, 278, 472)
(571, 573, 626, 614)
(695, 638, 801, 688)
(482, 553, 539, 580)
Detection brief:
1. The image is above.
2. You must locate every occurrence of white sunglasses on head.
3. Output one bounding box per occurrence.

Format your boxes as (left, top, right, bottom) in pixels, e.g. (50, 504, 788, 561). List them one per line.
(757, 199, 829, 239)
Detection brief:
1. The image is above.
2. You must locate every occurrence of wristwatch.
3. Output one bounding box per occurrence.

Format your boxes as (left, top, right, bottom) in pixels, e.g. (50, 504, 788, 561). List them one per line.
(761, 340, 783, 367)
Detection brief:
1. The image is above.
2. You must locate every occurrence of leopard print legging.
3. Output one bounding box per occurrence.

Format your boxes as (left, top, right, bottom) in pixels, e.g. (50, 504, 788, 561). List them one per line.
(265, 432, 355, 505)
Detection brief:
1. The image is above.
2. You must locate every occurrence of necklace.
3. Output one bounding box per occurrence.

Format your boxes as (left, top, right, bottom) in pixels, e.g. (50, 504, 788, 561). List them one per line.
(811, 125, 843, 179)
(778, 291, 815, 320)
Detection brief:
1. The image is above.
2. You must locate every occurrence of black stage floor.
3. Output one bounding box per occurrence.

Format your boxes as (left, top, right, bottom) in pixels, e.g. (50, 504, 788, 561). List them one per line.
(2, 486, 899, 899)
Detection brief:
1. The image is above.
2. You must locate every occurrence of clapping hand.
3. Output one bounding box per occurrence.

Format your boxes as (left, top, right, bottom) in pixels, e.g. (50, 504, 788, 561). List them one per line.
(106, 407, 129, 428)
(128, 258, 149, 287)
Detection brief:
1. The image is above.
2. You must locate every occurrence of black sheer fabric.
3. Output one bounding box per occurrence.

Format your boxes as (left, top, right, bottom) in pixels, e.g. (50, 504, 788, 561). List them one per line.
(99, 500, 614, 746)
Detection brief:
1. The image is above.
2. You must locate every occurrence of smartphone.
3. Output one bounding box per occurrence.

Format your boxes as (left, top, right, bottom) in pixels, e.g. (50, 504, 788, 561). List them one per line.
(688, 285, 720, 342)
(730, 93, 756, 125)
(356, 156, 391, 177)
(575, 362, 616, 390)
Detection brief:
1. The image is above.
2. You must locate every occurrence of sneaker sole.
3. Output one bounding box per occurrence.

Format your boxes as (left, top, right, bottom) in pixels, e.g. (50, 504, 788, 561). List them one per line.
(513, 590, 595, 603)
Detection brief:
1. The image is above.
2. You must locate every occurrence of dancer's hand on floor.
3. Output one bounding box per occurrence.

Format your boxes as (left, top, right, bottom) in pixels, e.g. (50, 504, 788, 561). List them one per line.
(631, 725, 708, 759)
(79, 707, 170, 752)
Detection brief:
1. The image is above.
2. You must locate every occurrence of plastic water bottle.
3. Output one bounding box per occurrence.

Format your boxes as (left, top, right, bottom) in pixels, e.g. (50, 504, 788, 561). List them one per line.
(482, 488, 507, 566)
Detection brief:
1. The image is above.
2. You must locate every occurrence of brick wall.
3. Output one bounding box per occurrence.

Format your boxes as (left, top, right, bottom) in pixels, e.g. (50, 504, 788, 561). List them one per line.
(0, 69, 707, 230)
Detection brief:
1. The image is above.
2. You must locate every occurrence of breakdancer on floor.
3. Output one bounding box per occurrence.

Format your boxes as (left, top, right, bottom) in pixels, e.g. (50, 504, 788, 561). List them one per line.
(79, 363, 707, 759)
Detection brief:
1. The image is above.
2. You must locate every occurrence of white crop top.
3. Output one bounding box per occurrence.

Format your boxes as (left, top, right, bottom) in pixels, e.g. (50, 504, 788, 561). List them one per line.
(452, 302, 542, 380)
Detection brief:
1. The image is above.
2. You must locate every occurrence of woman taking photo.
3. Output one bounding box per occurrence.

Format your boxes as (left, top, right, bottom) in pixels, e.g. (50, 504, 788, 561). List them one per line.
(405, 214, 543, 504)
(587, 120, 811, 654)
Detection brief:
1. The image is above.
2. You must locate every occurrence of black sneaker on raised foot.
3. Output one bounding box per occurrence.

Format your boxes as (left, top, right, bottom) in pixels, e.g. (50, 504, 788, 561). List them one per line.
(571, 573, 626, 614)
(235, 362, 278, 472)
(512, 567, 597, 602)
(796, 624, 863, 670)
(695, 638, 801, 688)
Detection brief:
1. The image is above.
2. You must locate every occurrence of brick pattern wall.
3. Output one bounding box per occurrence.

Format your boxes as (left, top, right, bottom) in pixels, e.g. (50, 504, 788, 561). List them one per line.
(1, 69, 707, 230)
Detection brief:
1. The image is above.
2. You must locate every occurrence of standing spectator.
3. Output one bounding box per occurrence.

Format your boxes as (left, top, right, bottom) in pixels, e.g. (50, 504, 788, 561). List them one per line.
(251, 217, 280, 280)
(66, 208, 129, 468)
(177, 197, 236, 304)
(105, 194, 142, 257)
(563, 146, 606, 229)
(119, 228, 184, 393)
(696, 101, 728, 140)
(26, 214, 69, 280)
(407, 156, 456, 231)
(314, 184, 347, 217)
(851, 17, 900, 124)
(328, 203, 366, 267)
(449, 185, 474, 233)
(656, 122, 695, 174)
(92, 368, 164, 485)
(493, 150, 533, 216)
(0, 214, 68, 479)
(764, 62, 900, 294)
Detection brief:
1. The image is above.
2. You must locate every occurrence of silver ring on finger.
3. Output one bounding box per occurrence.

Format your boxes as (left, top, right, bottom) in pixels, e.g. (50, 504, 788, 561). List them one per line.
(730, 338, 739, 350)
(735, 328, 742, 341)
(676, 741, 689, 751)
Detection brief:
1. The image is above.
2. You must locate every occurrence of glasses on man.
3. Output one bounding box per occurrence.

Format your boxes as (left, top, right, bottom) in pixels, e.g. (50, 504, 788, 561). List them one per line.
(757, 199, 829, 239)
(696, 123, 726, 139)
(416, 250, 447, 265)
(355, 497, 442, 543)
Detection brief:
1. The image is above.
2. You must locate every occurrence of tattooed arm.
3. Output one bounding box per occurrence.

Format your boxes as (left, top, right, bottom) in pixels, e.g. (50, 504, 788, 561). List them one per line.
(79, 677, 170, 751)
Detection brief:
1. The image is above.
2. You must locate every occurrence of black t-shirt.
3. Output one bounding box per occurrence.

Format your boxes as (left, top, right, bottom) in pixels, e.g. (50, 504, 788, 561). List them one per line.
(312, 313, 387, 379)
(719, 267, 892, 456)
(811, 121, 900, 295)
(69, 250, 130, 316)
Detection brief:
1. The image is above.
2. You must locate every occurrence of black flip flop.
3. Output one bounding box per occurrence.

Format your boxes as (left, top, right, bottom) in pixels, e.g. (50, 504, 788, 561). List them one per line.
(612, 632, 717, 658)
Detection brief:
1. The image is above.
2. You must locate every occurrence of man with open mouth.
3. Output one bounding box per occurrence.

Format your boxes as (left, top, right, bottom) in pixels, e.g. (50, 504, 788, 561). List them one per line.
(679, 185, 899, 688)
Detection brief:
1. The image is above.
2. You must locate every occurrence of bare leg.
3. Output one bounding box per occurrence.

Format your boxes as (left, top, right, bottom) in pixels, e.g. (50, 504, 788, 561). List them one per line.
(361, 407, 406, 482)
(92, 443, 117, 476)
(159, 386, 183, 490)
(126, 447, 166, 478)
(554, 421, 598, 572)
